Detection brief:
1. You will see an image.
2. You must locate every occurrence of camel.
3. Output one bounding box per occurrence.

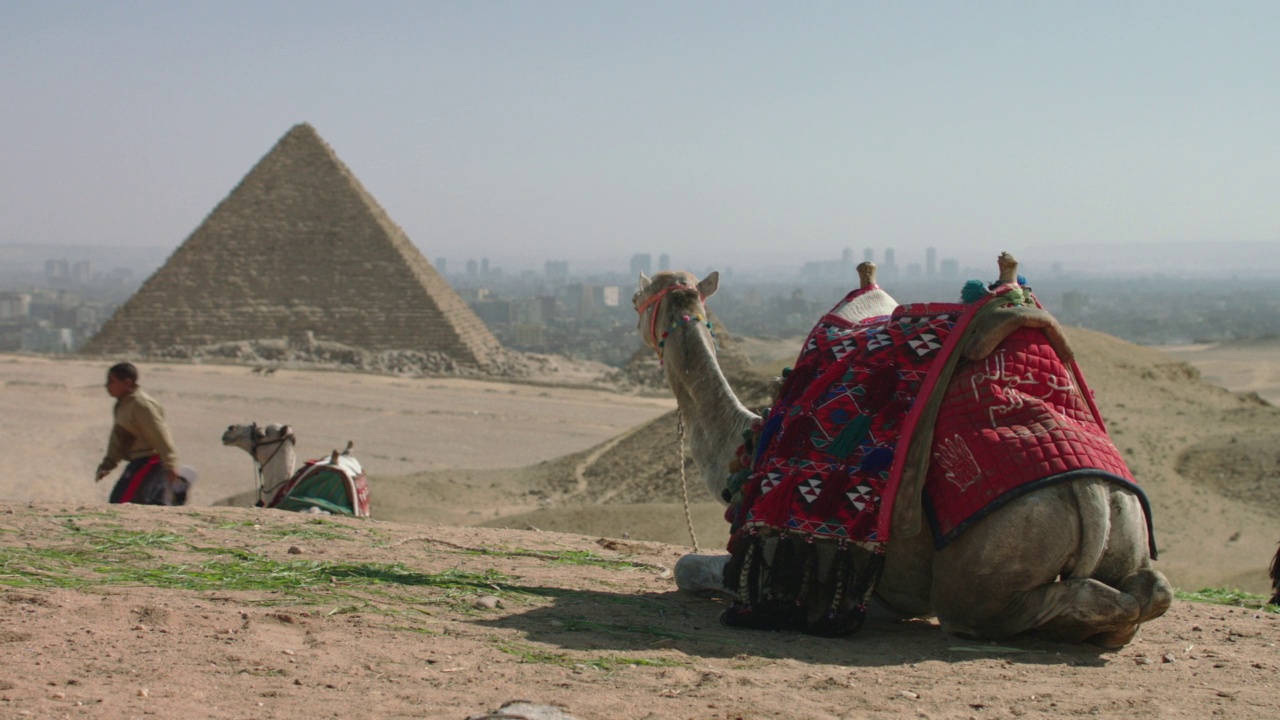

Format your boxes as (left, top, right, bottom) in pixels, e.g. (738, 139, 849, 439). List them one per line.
(221, 423, 299, 506)
(221, 423, 370, 516)
(634, 257, 1171, 647)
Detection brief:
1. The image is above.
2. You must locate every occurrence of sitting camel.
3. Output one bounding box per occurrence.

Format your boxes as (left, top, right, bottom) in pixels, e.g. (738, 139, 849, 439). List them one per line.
(636, 256, 1171, 647)
(221, 423, 370, 517)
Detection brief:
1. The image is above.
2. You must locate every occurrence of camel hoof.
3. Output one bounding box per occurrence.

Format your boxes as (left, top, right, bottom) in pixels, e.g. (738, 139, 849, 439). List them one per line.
(674, 553, 731, 597)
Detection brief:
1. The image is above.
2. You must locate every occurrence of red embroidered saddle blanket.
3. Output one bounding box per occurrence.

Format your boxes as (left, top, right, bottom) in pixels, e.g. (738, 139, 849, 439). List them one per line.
(730, 287, 1147, 553)
(923, 325, 1141, 545)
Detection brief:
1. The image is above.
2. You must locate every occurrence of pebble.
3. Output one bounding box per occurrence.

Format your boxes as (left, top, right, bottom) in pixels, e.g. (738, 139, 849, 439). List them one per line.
(899, 690, 919, 699)
(288, 546, 303, 555)
(473, 595, 502, 610)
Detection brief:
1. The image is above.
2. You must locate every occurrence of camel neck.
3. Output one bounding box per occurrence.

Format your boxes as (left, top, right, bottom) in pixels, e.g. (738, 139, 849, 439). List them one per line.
(259, 444, 297, 492)
(661, 324, 759, 502)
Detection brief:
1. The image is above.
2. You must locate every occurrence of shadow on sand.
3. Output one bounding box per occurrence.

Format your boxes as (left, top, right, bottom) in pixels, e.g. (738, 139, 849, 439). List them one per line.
(470, 586, 1114, 669)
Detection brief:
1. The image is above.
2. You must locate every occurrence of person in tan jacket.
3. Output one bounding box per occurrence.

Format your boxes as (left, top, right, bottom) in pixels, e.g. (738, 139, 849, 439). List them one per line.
(95, 362, 190, 505)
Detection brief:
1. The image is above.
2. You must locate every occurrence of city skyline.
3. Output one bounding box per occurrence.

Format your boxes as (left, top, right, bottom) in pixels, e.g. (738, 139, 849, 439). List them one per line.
(5, 236, 1280, 285)
(4, 4, 1279, 274)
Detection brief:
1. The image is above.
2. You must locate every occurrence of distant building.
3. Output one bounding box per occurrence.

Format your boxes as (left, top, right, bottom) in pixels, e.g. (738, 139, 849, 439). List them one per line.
(882, 248, 898, 279)
(629, 253, 652, 277)
(927, 248, 937, 278)
(658, 253, 670, 272)
(545, 260, 569, 279)
(22, 325, 75, 353)
(569, 283, 597, 320)
(513, 297, 544, 325)
(471, 298, 515, 325)
(863, 247, 874, 263)
(0, 292, 30, 319)
(44, 259, 69, 282)
(466, 259, 479, 277)
(940, 258, 960, 278)
(538, 295, 558, 322)
(514, 323, 544, 347)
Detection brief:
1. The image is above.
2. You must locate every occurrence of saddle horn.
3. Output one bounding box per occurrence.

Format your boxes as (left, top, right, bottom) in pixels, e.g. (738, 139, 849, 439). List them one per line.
(997, 252, 1019, 286)
(856, 261, 877, 290)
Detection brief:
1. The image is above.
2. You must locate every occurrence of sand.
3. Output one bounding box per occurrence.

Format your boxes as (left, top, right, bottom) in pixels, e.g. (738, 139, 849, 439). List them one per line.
(1, 328, 1278, 718)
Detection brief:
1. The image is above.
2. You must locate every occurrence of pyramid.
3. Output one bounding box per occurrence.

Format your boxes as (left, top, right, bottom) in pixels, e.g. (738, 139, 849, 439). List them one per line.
(82, 124, 501, 365)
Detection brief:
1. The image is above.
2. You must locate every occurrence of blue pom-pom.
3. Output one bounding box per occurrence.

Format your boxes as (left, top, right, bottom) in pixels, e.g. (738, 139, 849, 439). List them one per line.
(1017, 274, 1027, 285)
(860, 447, 895, 474)
(960, 279, 989, 304)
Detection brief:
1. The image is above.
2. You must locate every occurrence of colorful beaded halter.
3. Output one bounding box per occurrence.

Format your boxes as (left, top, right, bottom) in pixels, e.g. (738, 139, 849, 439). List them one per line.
(634, 281, 716, 364)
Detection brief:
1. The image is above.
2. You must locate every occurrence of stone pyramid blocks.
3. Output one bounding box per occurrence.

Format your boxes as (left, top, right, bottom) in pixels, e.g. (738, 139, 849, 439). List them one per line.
(82, 124, 501, 365)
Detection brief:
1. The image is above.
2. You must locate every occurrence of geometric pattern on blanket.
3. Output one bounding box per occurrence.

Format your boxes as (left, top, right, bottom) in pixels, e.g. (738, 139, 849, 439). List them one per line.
(723, 288, 970, 635)
(730, 298, 966, 550)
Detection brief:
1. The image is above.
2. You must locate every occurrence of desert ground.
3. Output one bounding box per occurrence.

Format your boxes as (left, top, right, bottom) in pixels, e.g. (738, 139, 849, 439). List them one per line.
(1, 326, 1278, 719)
(1154, 338, 1280, 407)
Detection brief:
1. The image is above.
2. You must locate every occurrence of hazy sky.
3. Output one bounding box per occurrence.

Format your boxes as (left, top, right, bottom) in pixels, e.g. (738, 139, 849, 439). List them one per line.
(3, 2, 1278, 274)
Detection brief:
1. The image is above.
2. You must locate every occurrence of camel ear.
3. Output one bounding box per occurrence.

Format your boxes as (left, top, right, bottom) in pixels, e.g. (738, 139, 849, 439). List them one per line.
(697, 271, 719, 300)
(282, 425, 295, 443)
(637, 272, 652, 293)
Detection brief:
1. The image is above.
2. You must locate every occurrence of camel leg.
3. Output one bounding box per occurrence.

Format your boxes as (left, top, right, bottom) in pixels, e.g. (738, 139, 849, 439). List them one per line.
(935, 576, 1143, 647)
(874, 528, 936, 618)
(929, 481, 1165, 648)
(1084, 566, 1173, 648)
(674, 553, 732, 598)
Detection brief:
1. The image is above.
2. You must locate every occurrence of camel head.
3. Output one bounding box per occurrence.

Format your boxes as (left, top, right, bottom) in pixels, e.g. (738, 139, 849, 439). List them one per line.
(221, 422, 296, 465)
(633, 270, 720, 356)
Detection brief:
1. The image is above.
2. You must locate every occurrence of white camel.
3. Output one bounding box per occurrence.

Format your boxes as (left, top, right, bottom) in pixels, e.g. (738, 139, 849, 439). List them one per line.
(221, 423, 299, 507)
(221, 422, 369, 516)
(635, 259, 1171, 647)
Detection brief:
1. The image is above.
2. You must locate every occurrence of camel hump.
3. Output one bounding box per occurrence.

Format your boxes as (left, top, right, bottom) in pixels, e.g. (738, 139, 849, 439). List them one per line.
(856, 261, 877, 289)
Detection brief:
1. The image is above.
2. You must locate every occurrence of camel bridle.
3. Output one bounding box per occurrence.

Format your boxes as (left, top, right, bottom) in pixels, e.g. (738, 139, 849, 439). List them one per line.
(248, 422, 296, 502)
(634, 282, 715, 363)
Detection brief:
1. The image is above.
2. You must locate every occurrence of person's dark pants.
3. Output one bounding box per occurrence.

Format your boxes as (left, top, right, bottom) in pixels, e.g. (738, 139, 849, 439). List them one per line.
(109, 456, 188, 506)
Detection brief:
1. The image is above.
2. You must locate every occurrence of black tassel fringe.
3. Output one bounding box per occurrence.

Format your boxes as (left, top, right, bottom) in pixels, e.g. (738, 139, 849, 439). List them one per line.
(720, 532, 885, 638)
